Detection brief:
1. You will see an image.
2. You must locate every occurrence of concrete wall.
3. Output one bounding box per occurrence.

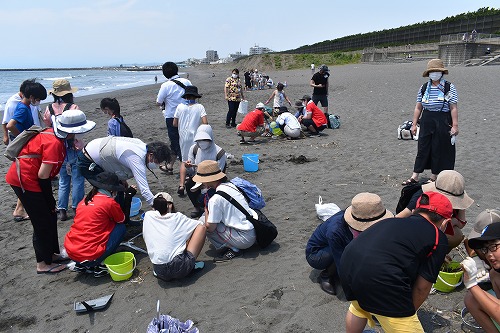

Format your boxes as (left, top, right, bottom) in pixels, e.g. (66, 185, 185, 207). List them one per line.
(440, 43, 500, 65)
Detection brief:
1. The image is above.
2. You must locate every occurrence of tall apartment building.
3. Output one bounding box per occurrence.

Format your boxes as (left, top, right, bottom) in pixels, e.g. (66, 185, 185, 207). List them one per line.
(206, 50, 219, 62)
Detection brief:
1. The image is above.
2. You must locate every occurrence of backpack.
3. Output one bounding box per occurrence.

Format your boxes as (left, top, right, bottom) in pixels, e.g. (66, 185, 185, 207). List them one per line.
(397, 120, 419, 140)
(115, 117, 133, 138)
(229, 177, 266, 210)
(420, 80, 451, 111)
(328, 114, 340, 129)
(395, 182, 422, 214)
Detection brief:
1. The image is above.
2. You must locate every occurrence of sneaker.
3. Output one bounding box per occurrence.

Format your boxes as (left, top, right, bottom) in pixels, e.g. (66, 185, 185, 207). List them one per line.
(72, 262, 92, 274)
(308, 132, 320, 137)
(58, 209, 68, 221)
(239, 139, 249, 145)
(93, 265, 109, 278)
(226, 125, 232, 129)
(214, 248, 241, 262)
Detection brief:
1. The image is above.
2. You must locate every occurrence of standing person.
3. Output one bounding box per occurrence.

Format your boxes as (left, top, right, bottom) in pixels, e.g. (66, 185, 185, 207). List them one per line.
(6, 81, 47, 223)
(311, 63, 315, 74)
(173, 85, 208, 197)
(77, 136, 171, 206)
(340, 192, 452, 333)
(2, 79, 41, 145)
(298, 95, 328, 136)
(192, 160, 256, 261)
(462, 222, 500, 332)
(100, 97, 133, 137)
(402, 59, 459, 185)
(306, 193, 392, 295)
(224, 68, 244, 128)
(155, 75, 158, 84)
(185, 124, 226, 218)
(310, 64, 330, 114)
(156, 61, 191, 175)
(244, 69, 252, 91)
(2, 80, 44, 222)
(143, 192, 206, 281)
(264, 83, 293, 116)
(6, 110, 95, 274)
(42, 79, 82, 221)
(64, 172, 131, 277)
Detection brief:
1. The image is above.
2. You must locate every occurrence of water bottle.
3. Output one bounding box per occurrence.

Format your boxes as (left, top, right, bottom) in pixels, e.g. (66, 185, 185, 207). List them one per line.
(451, 135, 456, 145)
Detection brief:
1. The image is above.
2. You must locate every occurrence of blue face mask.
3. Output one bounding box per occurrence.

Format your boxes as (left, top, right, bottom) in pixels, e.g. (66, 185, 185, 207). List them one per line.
(185, 99, 196, 105)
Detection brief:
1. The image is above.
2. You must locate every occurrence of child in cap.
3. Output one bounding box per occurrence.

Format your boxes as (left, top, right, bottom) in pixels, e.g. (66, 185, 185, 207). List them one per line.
(462, 222, 500, 332)
(142, 192, 206, 281)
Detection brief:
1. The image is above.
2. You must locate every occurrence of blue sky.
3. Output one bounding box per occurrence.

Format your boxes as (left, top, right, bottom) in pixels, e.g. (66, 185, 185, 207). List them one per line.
(1, 0, 498, 68)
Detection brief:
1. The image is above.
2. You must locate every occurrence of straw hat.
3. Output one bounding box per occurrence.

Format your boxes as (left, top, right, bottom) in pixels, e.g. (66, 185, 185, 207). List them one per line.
(49, 79, 78, 96)
(421, 170, 473, 210)
(192, 160, 225, 183)
(53, 109, 96, 138)
(154, 192, 174, 203)
(469, 209, 500, 239)
(422, 59, 449, 77)
(88, 172, 126, 192)
(344, 192, 393, 231)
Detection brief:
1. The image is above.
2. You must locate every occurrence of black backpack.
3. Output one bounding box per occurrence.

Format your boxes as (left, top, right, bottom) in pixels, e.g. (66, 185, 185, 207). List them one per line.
(48, 103, 73, 115)
(395, 183, 422, 214)
(420, 81, 450, 96)
(115, 117, 133, 138)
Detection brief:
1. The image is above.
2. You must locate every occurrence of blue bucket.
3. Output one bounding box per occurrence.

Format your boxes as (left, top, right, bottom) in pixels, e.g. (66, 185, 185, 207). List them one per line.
(130, 197, 142, 217)
(242, 154, 259, 172)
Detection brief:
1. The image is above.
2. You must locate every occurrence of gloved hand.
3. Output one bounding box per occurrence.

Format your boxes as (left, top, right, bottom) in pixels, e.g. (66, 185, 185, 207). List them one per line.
(473, 256, 490, 283)
(461, 257, 478, 289)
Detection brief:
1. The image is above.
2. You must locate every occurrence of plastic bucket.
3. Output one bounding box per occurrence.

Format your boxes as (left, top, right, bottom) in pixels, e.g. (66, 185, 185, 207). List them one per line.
(130, 197, 142, 217)
(433, 261, 463, 292)
(242, 154, 259, 172)
(103, 251, 136, 281)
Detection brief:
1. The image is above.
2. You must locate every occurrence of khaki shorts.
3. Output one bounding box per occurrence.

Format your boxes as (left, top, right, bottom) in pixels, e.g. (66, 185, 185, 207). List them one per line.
(237, 126, 265, 138)
(349, 301, 424, 333)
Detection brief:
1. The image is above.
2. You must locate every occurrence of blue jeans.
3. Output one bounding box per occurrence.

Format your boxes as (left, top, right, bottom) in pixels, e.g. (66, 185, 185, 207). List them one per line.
(58, 149, 85, 210)
(79, 223, 126, 266)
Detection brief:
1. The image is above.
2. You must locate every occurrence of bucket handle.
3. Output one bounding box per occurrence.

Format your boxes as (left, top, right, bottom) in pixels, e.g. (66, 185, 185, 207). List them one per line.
(437, 273, 463, 288)
(245, 156, 259, 164)
(107, 256, 136, 276)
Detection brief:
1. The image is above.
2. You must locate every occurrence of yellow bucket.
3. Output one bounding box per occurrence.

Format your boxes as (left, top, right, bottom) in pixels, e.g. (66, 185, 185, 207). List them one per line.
(433, 261, 463, 292)
(103, 252, 136, 281)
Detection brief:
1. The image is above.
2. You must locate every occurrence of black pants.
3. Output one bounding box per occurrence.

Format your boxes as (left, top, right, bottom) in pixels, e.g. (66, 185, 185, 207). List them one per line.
(413, 110, 455, 174)
(12, 186, 60, 264)
(226, 101, 240, 127)
(185, 177, 204, 210)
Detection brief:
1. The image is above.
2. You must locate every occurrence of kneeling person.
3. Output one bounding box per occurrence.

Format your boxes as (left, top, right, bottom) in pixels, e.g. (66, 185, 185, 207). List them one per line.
(143, 192, 206, 281)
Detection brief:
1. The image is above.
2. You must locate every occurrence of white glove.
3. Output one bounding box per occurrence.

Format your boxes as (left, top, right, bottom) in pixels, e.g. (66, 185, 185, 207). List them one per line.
(473, 256, 490, 283)
(461, 257, 478, 289)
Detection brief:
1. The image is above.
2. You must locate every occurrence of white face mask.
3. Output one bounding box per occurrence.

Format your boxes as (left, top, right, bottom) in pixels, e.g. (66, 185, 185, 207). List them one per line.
(231, 73, 238, 79)
(428, 72, 442, 81)
(197, 140, 211, 150)
(147, 162, 158, 169)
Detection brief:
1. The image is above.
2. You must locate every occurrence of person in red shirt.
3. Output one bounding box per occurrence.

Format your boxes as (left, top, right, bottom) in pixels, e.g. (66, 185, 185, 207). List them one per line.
(6, 110, 95, 275)
(236, 102, 271, 144)
(64, 172, 134, 277)
(298, 95, 328, 137)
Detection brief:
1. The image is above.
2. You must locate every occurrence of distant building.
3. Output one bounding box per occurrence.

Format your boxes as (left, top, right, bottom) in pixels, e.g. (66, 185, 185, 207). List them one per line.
(229, 51, 246, 60)
(249, 45, 272, 55)
(206, 50, 219, 62)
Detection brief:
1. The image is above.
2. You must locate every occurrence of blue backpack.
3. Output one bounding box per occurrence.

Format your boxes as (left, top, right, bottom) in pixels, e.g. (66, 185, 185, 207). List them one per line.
(230, 177, 266, 209)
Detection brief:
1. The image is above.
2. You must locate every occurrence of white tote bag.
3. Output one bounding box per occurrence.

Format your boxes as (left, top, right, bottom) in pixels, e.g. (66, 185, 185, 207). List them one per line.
(237, 100, 248, 115)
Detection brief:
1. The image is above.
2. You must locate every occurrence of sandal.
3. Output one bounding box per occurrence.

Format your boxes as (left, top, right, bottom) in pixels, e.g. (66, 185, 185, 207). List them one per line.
(213, 248, 241, 262)
(401, 178, 418, 186)
(159, 165, 173, 175)
(177, 185, 185, 197)
(261, 132, 272, 137)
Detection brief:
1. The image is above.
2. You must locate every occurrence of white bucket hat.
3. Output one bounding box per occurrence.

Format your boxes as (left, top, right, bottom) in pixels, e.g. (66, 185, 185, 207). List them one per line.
(53, 109, 96, 138)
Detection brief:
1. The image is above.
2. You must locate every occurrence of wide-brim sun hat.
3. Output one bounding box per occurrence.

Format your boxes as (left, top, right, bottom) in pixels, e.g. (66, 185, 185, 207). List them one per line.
(88, 172, 126, 192)
(53, 109, 96, 138)
(469, 209, 500, 239)
(192, 160, 225, 183)
(49, 79, 78, 96)
(422, 58, 449, 77)
(421, 170, 473, 210)
(344, 192, 393, 231)
(181, 85, 202, 99)
(154, 192, 174, 203)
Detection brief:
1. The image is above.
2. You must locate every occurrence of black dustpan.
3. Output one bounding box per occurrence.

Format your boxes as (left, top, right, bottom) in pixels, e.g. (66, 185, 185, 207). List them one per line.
(74, 293, 114, 313)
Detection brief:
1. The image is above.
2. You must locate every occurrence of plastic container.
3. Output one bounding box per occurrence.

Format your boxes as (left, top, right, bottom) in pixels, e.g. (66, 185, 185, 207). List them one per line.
(103, 252, 136, 281)
(242, 154, 259, 172)
(130, 197, 142, 217)
(433, 261, 463, 292)
(237, 100, 248, 114)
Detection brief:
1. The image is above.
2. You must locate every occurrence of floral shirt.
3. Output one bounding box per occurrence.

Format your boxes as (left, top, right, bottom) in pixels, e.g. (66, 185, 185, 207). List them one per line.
(225, 77, 243, 102)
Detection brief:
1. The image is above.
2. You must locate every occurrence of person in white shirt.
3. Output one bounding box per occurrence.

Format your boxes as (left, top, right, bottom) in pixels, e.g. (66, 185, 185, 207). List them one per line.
(276, 106, 302, 139)
(192, 160, 256, 261)
(143, 192, 206, 281)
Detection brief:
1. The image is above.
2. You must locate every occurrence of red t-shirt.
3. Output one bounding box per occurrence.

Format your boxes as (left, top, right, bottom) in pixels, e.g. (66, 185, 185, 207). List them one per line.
(64, 193, 125, 262)
(5, 128, 65, 192)
(306, 102, 328, 128)
(237, 109, 264, 132)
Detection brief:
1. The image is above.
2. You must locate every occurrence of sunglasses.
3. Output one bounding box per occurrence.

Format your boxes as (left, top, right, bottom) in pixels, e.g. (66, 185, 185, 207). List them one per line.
(478, 242, 500, 255)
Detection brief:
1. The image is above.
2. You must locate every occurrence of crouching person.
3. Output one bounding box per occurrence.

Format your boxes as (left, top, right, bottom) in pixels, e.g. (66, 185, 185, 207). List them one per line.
(192, 160, 256, 261)
(64, 172, 128, 277)
(143, 192, 206, 281)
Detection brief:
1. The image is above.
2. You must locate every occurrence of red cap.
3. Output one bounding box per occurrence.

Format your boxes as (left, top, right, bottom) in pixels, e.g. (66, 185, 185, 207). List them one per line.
(416, 191, 453, 219)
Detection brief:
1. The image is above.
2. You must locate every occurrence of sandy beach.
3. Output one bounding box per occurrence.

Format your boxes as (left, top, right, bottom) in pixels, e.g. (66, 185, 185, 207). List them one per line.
(1, 60, 499, 332)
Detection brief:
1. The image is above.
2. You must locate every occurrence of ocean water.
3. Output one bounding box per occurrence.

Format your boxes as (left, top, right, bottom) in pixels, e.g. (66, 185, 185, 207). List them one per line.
(0, 68, 164, 112)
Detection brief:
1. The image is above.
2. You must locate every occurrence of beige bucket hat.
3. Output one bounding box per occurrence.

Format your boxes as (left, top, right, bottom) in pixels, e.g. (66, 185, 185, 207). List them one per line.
(49, 79, 78, 96)
(192, 160, 226, 183)
(421, 170, 473, 210)
(344, 192, 393, 231)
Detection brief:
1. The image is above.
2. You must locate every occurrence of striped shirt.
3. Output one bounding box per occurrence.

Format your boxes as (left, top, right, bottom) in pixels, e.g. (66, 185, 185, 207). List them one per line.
(417, 81, 458, 112)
